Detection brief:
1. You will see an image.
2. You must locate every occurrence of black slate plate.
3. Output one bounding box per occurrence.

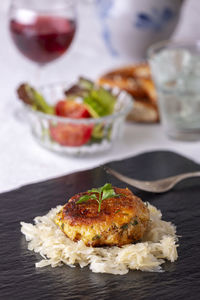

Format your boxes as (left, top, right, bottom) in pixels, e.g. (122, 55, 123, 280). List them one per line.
(1, 151, 200, 300)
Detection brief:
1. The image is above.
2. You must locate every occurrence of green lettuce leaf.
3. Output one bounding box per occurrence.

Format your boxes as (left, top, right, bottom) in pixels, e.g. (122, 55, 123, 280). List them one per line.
(83, 87, 116, 118)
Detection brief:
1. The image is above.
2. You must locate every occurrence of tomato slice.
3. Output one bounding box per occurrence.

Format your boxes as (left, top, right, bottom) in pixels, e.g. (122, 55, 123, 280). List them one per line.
(55, 100, 91, 118)
(50, 123, 93, 146)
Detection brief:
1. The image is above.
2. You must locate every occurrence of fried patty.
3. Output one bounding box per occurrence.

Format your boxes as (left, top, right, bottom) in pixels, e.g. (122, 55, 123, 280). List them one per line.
(54, 187, 150, 247)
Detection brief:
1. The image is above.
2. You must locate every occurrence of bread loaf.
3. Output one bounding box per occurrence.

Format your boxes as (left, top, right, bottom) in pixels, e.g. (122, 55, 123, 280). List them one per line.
(98, 64, 159, 123)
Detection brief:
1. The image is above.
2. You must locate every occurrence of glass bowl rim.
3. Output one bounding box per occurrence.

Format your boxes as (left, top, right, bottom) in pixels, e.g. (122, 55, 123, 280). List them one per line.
(22, 82, 134, 125)
(147, 39, 200, 59)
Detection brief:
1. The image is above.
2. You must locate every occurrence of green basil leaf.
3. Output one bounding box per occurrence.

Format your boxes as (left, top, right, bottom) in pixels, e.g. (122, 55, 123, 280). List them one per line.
(75, 183, 122, 213)
(101, 183, 113, 191)
(76, 194, 97, 204)
(102, 189, 116, 201)
(87, 188, 100, 193)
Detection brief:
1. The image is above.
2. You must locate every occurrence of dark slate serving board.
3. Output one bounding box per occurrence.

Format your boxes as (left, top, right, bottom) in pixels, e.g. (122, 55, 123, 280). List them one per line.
(1, 151, 200, 300)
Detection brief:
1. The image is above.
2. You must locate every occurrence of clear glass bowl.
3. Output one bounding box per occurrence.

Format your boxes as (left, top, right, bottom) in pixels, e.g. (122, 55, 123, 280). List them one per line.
(23, 82, 133, 155)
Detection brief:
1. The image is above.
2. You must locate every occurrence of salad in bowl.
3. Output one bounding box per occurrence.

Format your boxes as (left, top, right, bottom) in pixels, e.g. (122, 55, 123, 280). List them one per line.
(17, 78, 133, 155)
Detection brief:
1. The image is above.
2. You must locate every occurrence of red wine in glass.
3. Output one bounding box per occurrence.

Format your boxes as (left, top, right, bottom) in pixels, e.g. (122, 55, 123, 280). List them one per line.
(10, 15, 76, 65)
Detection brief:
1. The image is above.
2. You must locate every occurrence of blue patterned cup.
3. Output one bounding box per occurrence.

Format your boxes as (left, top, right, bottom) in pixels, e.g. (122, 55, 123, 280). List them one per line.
(95, 0, 184, 59)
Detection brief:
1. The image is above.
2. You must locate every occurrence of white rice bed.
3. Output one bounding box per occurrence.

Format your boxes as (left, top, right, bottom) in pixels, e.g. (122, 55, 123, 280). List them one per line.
(21, 204, 178, 275)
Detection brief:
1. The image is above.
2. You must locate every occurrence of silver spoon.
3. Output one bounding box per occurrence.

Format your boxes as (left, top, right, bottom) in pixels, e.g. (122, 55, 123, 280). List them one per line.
(105, 167, 200, 193)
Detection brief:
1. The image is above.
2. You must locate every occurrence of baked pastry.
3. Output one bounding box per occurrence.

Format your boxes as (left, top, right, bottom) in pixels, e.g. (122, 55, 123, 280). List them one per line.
(98, 64, 159, 123)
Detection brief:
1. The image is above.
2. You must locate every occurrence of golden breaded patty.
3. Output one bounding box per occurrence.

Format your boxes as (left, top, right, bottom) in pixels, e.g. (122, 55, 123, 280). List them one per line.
(54, 187, 150, 247)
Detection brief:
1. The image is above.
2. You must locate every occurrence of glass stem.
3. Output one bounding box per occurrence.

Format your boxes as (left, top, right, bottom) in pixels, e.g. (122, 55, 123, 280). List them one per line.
(35, 64, 44, 87)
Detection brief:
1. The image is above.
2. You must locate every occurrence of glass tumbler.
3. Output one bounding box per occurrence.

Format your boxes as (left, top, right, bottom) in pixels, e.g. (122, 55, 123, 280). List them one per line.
(148, 41, 200, 141)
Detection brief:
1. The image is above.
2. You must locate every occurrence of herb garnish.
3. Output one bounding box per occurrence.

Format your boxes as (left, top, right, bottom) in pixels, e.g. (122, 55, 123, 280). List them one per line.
(132, 220, 138, 226)
(76, 183, 120, 212)
(92, 235, 101, 241)
(121, 223, 128, 230)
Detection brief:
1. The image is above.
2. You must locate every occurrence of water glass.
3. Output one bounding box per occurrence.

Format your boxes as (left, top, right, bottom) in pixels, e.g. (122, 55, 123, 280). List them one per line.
(148, 41, 200, 141)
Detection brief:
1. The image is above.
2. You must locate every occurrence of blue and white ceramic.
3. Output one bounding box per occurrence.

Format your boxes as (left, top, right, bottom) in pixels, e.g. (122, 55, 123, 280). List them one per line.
(95, 0, 184, 60)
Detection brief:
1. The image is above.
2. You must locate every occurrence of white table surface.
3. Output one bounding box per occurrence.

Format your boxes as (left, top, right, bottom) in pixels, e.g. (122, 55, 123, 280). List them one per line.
(1, 0, 200, 194)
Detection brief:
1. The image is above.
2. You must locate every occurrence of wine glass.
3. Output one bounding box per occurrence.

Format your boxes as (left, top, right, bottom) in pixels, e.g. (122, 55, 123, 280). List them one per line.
(9, 0, 77, 121)
(9, 0, 77, 79)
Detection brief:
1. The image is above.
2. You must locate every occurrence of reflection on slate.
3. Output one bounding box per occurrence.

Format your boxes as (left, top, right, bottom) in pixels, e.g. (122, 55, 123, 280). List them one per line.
(0, 151, 200, 299)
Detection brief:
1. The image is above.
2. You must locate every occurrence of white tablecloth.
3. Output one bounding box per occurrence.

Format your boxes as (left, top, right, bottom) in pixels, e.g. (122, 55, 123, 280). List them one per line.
(1, 0, 200, 193)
